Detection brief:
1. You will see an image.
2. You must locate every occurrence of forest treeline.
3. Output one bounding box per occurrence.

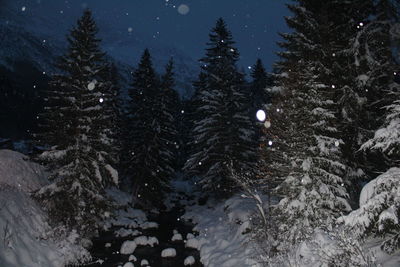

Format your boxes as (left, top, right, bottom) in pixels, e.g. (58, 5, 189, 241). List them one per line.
(2, 0, 400, 262)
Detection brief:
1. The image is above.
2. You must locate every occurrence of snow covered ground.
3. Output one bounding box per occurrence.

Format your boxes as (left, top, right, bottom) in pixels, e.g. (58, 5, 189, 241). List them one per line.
(0, 149, 90, 266)
(184, 194, 265, 267)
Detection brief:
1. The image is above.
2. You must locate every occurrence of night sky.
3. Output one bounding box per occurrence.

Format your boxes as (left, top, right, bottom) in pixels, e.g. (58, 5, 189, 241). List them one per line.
(5, 0, 290, 71)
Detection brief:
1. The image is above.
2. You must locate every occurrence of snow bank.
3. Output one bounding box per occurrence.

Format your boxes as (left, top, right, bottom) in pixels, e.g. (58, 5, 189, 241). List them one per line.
(0, 149, 90, 266)
(183, 194, 263, 267)
(0, 149, 47, 192)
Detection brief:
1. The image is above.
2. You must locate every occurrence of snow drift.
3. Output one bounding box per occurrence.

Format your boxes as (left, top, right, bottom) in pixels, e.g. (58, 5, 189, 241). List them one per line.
(0, 149, 90, 266)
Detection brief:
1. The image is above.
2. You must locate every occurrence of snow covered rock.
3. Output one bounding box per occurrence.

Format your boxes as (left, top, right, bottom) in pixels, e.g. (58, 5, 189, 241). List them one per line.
(134, 236, 149, 246)
(140, 259, 149, 265)
(123, 262, 134, 267)
(128, 255, 137, 262)
(115, 228, 141, 238)
(172, 230, 183, 241)
(185, 237, 200, 250)
(147, 236, 159, 247)
(120, 241, 137, 254)
(161, 248, 177, 258)
(184, 256, 196, 265)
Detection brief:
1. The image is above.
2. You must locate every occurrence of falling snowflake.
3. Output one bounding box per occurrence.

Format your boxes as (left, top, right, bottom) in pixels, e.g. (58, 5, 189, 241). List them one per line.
(21, 6, 26, 12)
(178, 4, 190, 15)
(88, 81, 96, 90)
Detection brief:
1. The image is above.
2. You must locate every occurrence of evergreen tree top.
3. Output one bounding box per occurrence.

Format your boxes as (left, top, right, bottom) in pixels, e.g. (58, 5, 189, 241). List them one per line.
(68, 9, 100, 48)
(251, 59, 267, 80)
(201, 18, 239, 68)
(161, 58, 175, 89)
(132, 49, 157, 90)
(59, 9, 106, 76)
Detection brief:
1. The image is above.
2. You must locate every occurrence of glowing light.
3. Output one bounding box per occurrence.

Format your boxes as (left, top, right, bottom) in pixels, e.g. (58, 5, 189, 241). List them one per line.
(99, 98, 104, 103)
(21, 6, 26, 11)
(268, 140, 273, 146)
(128, 27, 133, 32)
(335, 140, 340, 147)
(256, 110, 266, 122)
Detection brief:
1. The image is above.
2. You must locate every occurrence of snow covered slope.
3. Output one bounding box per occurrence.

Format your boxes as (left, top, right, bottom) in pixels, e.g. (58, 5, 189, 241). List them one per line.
(0, 150, 90, 266)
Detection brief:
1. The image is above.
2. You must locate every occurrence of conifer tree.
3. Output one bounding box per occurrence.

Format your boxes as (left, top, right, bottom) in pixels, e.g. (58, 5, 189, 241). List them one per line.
(125, 49, 172, 206)
(184, 18, 256, 194)
(352, 0, 398, 177)
(35, 10, 117, 236)
(270, 1, 352, 250)
(158, 59, 180, 175)
(249, 59, 273, 142)
(339, 1, 400, 253)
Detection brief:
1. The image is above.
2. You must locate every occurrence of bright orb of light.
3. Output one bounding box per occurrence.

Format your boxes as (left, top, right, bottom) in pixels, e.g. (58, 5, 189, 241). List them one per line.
(178, 4, 190, 15)
(256, 110, 266, 122)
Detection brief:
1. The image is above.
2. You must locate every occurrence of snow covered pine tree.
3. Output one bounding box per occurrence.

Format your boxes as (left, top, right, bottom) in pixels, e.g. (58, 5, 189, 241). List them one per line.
(184, 18, 256, 195)
(271, 0, 352, 251)
(125, 50, 178, 206)
(35, 9, 118, 237)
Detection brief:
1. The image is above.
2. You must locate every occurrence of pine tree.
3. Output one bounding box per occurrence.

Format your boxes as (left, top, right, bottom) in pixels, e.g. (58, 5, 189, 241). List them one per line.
(184, 18, 256, 195)
(340, 3, 400, 252)
(270, 1, 352, 250)
(34, 10, 117, 236)
(352, 0, 398, 178)
(249, 59, 273, 143)
(158, 59, 180, 176)
(250, 59, 271, 114)
(125, 49, 172, 206)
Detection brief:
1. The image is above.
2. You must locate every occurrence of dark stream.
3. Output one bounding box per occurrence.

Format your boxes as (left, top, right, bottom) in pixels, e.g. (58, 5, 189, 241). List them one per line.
(81, 193, 203, 267)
